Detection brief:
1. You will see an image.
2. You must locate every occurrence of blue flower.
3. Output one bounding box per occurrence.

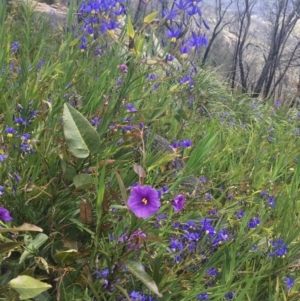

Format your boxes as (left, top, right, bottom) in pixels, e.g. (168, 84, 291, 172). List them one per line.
(196, 292, 209, 300)
(166, 26, 181, 42)
(269, 238, 288, 258)
(267, 196, 275, 208)
(0, 154, 7, 162)
(206, 268, 218, 277)
(248, 217, 260, 229)
(225, 292, 235, 300)
(236, 210, 244, 219)
(172, 194, 185, 212)
(284, 276, 294, 291)
(126, 103, 137, 112)
(180, 139, 192, 148)
(0, 206, 12, 222)
(10, 41, 20, 53)
(5, 127, 17, 137)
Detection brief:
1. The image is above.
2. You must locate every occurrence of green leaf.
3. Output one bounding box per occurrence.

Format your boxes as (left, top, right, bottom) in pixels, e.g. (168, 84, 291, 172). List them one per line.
(62, 103, 101, 158)
(19, 233, 48, 264)
(61, 160, 77, 181)
(60, 284, 84, 301)
(0, 223, 43, 233)
(143, 11, 158, 24)
(127, 15, 135, 39)
(73, 174, 94, 190)
(54, 249, 78, 265)
(0, 242, 23, 254)
(124, 259, 162, 297)
(8, 276, 51, 300)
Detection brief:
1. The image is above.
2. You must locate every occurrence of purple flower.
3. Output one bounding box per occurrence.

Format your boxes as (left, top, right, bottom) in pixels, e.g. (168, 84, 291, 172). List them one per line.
(0, 154, 7, 162)
(0, 186, 5, 196)
(125, 103, 137, 112)
(269, 238, 288, 258)
(181, 139, 192, 148)
(284, 276, 294, 291)
(90, 117, 101, 128)
(204, 192, 212, 201)
(127, 185, 160, 219)
(200, 177, 207, 183)
(166, 26, 181, 42)
(248, 217, 260, 229)
(206, 268, 218, 277)
(0, 207, 13, 222)
(236, 210, 245, 219)
(225, 292, 235, 300)
(196, 292, 209, 300)
(118, 64, 128, 73)
(172, 194, 185, 212)
(10, 41, 20, 53)
(267, 196, 275, 208)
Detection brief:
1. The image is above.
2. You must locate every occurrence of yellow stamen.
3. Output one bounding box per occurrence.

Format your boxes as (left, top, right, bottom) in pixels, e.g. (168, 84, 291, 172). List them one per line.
(142, 198, 148, 205)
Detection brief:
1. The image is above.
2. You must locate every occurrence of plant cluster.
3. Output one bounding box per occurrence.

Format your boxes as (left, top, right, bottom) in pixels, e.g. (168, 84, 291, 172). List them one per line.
(1, 1, 300, 301)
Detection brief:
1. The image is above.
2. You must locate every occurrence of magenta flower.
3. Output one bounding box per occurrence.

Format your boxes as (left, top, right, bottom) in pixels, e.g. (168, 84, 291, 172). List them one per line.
(0, 207, 13, 222)
(127, 185, 160, 219)
(172, 194, 185, 212)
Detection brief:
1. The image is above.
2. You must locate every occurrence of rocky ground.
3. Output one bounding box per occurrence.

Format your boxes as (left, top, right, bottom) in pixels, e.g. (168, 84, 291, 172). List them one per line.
(20, 0, 69, 25)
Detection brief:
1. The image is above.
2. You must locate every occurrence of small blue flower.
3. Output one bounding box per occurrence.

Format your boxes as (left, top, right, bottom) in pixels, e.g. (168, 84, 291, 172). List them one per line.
(10, 41, 20, 53)
(267, 196, 275, 208)
(196, 292, 209, 300)
(236, 210, 245, 219)
(126, 104, 137, 112)
(284, 276, 294, 291)
(248, 217, 260, 229)
(269, 238, 288, 258)
(91, 117, 101, 128)
(206, 268, 218, 277)
(225, 292, 235, 300)
(0, 154, 7, 162)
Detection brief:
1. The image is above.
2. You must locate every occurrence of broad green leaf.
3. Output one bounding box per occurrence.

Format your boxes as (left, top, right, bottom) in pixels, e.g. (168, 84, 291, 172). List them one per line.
(8, 276, 51, 300)
(127, 15, 135, 39)
(19, 233, 48, 264)
(143, 11, 158, 24)
(62, 103, 101, 158)
(0, 223, 43, 233)
(0, 242, 23, 254)
(73, 174, 94, 189)
(54, 249, 78, 265)
(124, 259, 162, 297)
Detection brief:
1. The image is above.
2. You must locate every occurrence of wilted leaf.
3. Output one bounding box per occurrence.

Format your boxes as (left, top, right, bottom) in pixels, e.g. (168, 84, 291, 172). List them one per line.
(80, 199, 93, 224)
(98, 159, 116, 167)
(133, 163, 146, 178)
(35, 257, 49, 273)
(8, 276, 51, 300)
(0, 223, 43, 233)
(54, 250, 78, 265)
(0, 242, 23, 254)
(62, 103, 101, 158)
(124, 260, 162, 297)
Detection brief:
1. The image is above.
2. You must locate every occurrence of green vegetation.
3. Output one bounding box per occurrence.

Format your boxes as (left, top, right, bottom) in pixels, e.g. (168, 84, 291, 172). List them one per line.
(1, 1, 300, 300)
